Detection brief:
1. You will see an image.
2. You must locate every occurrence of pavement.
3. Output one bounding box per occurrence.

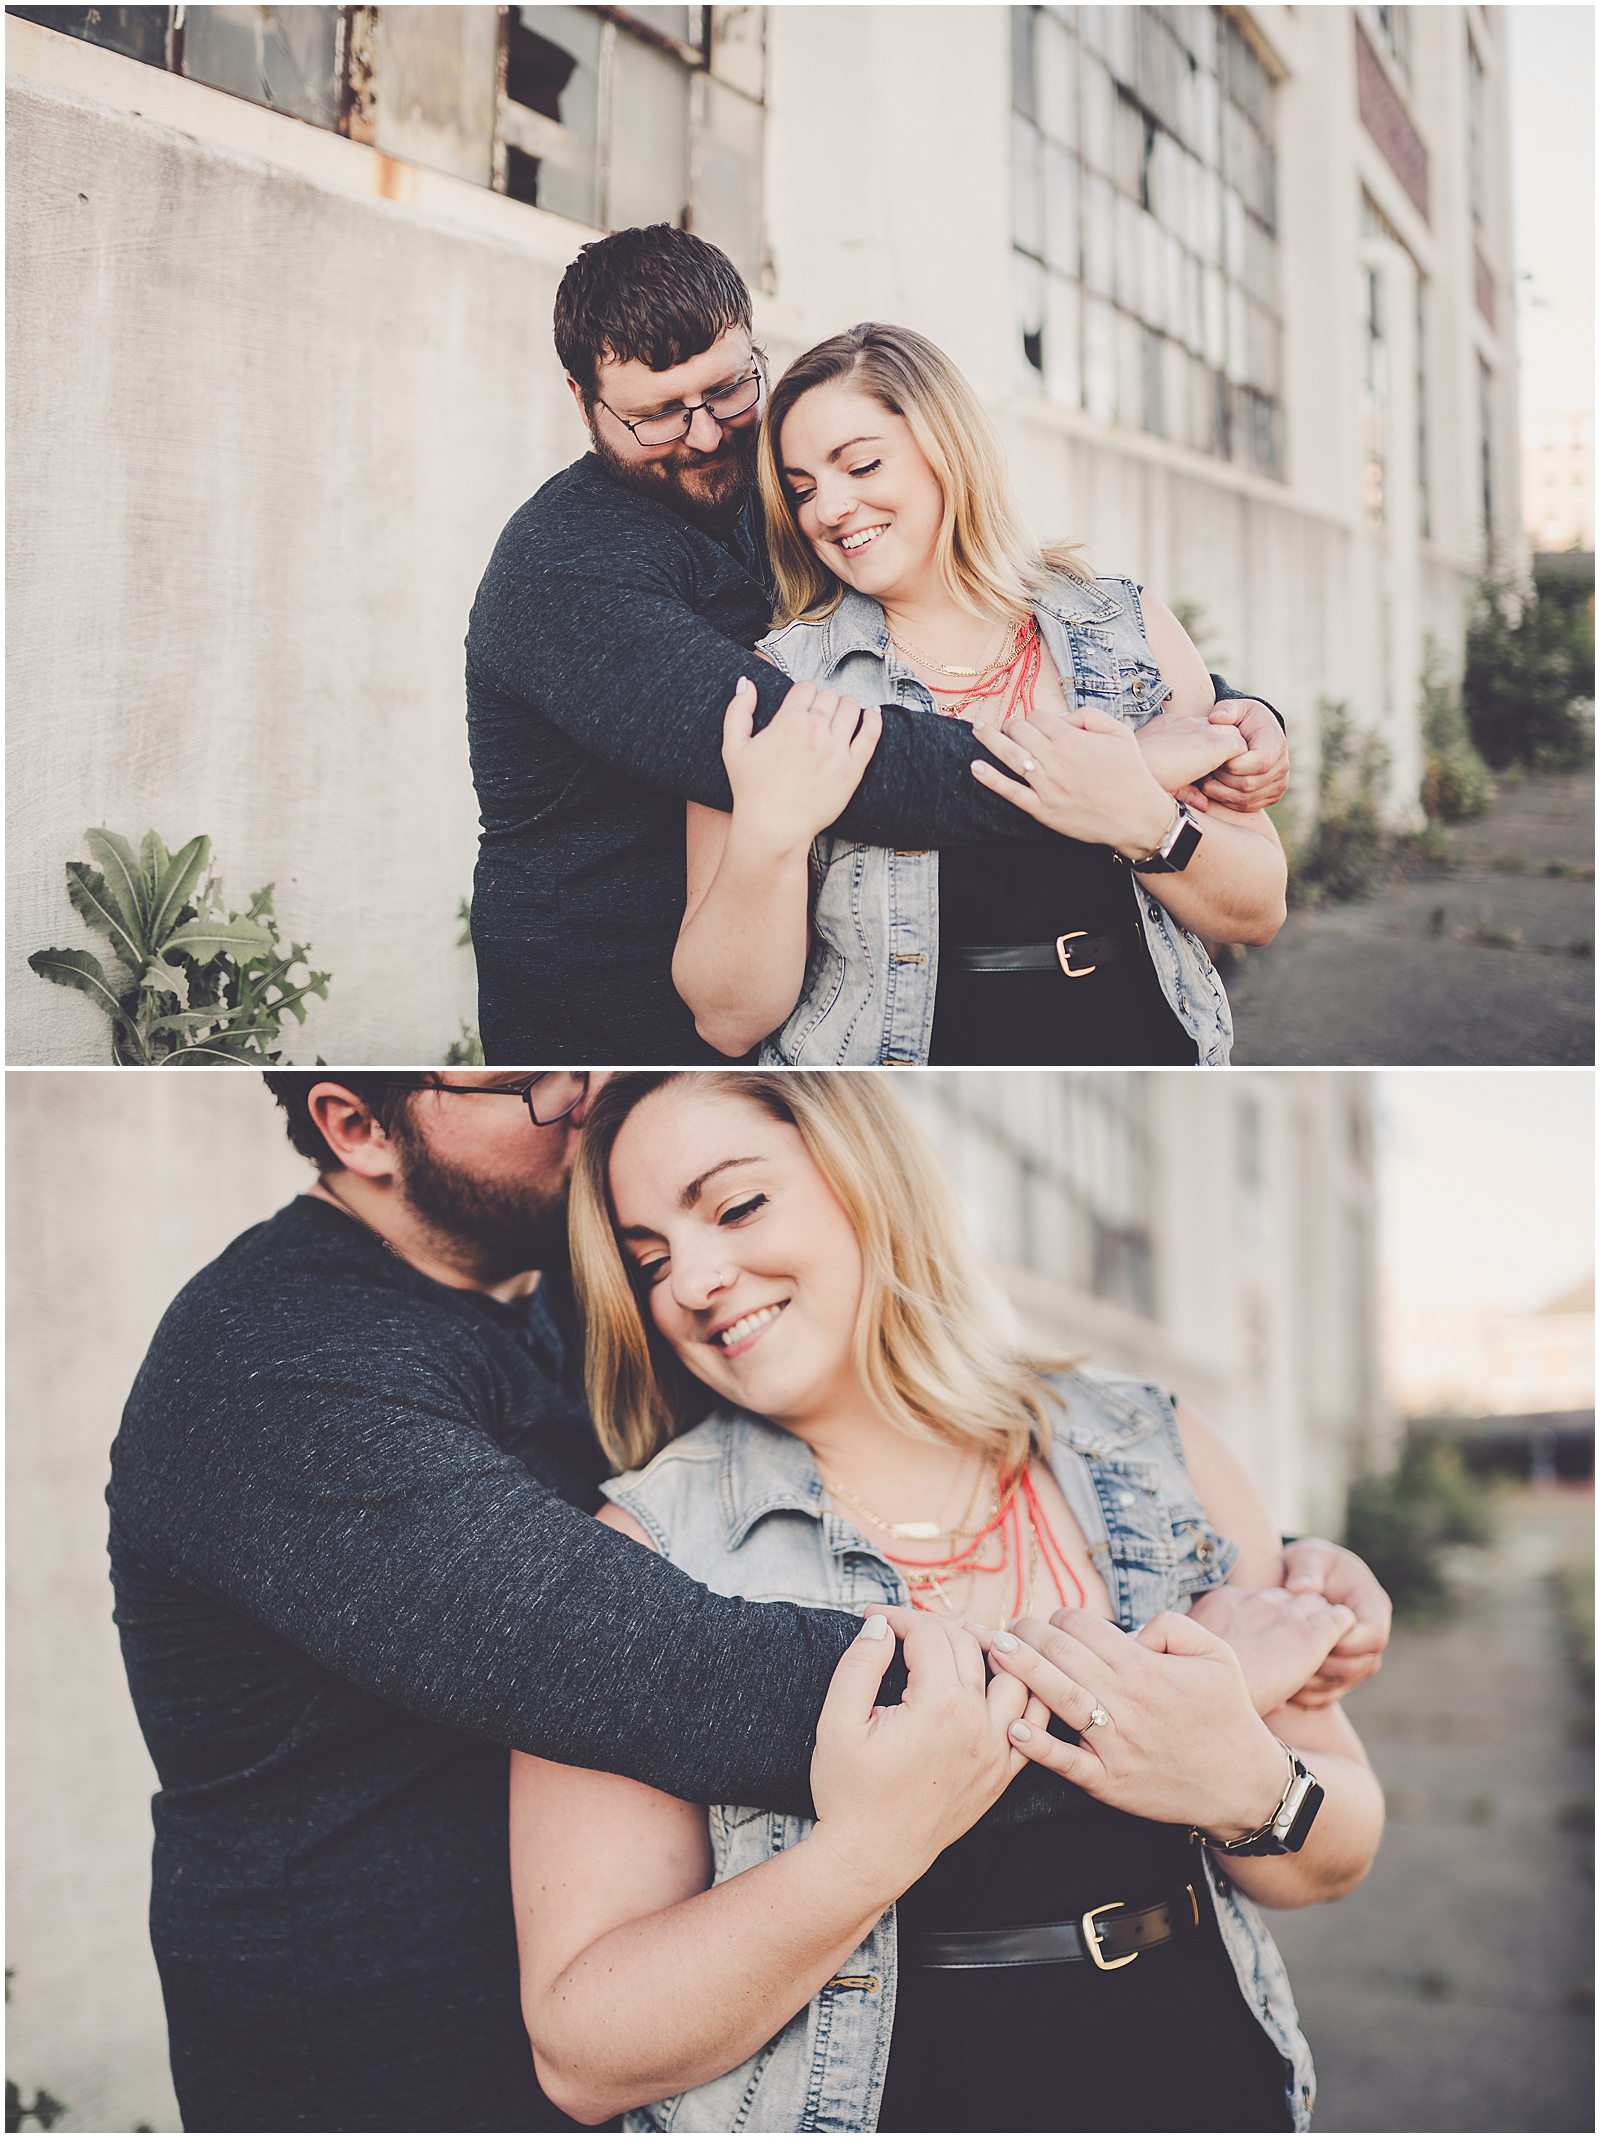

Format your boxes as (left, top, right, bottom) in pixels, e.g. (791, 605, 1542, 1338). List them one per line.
(1226, 770, 1595, 1065)
(1269, 1488, 1595, 2133)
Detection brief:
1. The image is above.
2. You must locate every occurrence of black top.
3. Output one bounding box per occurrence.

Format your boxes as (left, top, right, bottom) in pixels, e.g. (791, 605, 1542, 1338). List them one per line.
(928, 839, 1196, 1065)
(463, 454, 1056, 1064)
(107, 1196, 865, 2133)
(879, 1804, 1293, 2133)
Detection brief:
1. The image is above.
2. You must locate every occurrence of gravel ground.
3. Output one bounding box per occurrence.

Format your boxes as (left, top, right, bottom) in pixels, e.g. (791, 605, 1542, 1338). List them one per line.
(1270, 1489, 1595, 2133)
(1226, 771, 1594, 1066)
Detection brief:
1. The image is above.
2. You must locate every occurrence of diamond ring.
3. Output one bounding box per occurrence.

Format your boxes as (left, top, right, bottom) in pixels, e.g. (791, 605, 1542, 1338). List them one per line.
(1021, 755, 1038, 773)
(1086, 1704, 1111, 1729)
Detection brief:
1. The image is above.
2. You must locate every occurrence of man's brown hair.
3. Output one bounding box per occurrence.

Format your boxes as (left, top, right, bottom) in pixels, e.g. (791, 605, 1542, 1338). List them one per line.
(553, 224, 752, 402)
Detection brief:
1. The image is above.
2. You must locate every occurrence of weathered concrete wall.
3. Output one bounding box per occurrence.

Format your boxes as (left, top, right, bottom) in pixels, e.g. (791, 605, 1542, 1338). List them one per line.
(5, 1070, 311, 2133)
(6, 30, 597, 1066)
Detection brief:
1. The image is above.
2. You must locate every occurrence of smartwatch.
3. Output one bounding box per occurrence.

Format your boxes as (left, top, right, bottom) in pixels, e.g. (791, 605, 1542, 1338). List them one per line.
(1125, 801, 1203, 875)
(1207, 1745, 1325, 1856)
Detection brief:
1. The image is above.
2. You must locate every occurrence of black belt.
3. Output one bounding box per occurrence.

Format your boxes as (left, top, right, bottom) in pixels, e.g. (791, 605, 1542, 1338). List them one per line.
(953, 931, 1124, 978)
(904, 1885, 1200, 1972)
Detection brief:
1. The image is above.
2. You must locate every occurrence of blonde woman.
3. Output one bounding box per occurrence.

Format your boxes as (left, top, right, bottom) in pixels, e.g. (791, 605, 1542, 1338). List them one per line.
(671, 324, 1288, 1066)
(510, 1072, 1383, 2133)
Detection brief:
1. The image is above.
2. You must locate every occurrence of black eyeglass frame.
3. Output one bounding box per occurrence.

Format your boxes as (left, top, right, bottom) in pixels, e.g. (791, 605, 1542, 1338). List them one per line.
(596, 368, 764, 448)
(370, 1073, 589, 1128)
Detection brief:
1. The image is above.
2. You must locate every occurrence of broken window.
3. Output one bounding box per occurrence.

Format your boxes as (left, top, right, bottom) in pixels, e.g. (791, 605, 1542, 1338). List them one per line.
(182, 7, 342, 129)
(1009, 4, 1282, 477)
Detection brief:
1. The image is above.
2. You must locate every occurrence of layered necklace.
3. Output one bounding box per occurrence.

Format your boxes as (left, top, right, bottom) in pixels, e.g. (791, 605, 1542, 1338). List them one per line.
(821, 1456, 1087, 1627)
(888, 615, 1043, 725)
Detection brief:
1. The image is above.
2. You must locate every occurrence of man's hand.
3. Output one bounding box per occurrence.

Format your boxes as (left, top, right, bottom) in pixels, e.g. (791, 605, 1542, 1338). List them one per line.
(1281, 1539, 1393, 1707)
(1134, 710, 1248, 797)
(1185, 1585, 1355, 1716)
(1181, 699, 1289, 814)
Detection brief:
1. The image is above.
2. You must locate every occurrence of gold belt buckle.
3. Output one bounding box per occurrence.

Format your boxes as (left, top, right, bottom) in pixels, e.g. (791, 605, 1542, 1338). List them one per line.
(1081, 1899, 1138, 1971)
(1056, 930, 1096, 978)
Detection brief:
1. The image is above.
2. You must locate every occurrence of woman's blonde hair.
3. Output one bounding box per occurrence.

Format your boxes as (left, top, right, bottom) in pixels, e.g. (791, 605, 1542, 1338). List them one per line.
(570, 1071, 1067, 1477)
(757, 321, 1089, 629)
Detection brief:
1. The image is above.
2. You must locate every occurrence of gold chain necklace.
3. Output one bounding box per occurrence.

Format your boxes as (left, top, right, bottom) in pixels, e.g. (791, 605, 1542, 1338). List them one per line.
(888, 617, 1016, 679)
(822, 1456, 992, 1548)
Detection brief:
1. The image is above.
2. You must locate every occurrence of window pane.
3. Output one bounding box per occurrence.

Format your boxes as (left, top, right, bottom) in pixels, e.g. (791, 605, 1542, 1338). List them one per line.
(709, 5, 763, 101)
(1042, 139, 1078, 276)
(7, 5, 170, 67)
(607, 30, 690, 229)
(624, 6, 693, 43)
(1045, 270, 1081, 407)
(1080, 50, 1112, 175)
(694, 73, 763, 281)
(505, 7, 601, 224)
(183, 6, 340, 129)
(1015, 250, 1046, 389)
(1084, 292, 1116, 422)
(1012, 112, 1044, 257)
(1035, 8, 1075, 147)
(1082, 169, 1114, 297)
(374, 7, 498, 188)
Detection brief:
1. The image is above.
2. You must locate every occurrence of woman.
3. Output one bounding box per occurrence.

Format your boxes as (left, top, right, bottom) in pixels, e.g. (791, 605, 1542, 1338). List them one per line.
(510, 1073, 1383, 2133)
(671, 324, 1287, 1066)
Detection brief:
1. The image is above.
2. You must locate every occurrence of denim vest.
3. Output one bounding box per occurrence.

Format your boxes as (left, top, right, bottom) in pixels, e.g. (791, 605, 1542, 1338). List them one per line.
(754, 577, 1234, 1067)
(601, 1370, 1314, 2133)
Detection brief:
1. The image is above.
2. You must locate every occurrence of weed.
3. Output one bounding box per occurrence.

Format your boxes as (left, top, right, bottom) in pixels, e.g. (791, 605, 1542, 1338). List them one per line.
(1343, 1427, 1497, 1622)
(1285, 701, 1391, 905)
(1571, 937, 1595, 959)
(1468, 922, 1522, 948)
(1427, 905, 1448, 937)
(1487, 850, 1526, 873)
(456, 897, 473, 949)
(29, 829, 329, 1063)
(1464, 558, 1596, 770)
(1552, 1554, 1595, 1688)
(4, 2082, 66, 2133)
(444, 1022, 486, 1066)
(1420, 640, 1497, 821)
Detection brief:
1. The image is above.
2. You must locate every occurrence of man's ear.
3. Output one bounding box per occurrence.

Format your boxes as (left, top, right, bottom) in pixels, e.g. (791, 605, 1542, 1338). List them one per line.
(565, 374, 593, 421)
(308, 1083, 402, 1184)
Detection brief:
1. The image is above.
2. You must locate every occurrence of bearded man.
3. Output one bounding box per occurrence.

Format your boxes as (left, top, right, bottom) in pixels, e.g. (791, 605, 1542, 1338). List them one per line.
(463, 226, 1290, 1063)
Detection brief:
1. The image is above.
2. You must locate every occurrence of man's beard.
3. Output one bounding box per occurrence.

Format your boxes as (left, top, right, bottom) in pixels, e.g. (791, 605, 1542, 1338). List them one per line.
(589, 415, 759, 527)
(393, 1130, 571, 1285)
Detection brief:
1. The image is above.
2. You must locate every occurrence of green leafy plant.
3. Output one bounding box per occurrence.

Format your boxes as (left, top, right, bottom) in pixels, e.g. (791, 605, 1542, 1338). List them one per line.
(1463, 557, 1596, 771)
(1419, 639, 1497, 823)
(5, 2081, 67, 2133)
(1342, 1426, 1497, 1622)
(1282, 699, 1392, 906)
(29, 828, 330, 1063)
(443, 1022, 486, 1066)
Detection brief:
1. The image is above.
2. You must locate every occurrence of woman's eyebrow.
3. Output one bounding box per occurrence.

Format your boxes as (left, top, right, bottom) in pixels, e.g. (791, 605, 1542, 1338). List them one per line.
(782, 434, 882, 478)
(680, 1156, 762, 1208)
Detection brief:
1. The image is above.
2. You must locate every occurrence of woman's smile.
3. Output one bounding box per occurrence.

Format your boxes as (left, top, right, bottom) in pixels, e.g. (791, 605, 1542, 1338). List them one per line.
(708, 1298, 790, 1356)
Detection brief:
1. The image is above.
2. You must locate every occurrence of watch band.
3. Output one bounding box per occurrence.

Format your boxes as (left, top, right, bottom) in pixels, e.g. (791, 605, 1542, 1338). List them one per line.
(1126, 801, 1202, 874)
(1206, 1744, 1325, 1856)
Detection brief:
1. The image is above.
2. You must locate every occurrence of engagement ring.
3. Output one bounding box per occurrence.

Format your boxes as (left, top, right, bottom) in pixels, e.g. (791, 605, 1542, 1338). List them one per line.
(1086, 1704, 1111, 1729)
(1021, 755, 1037, 772)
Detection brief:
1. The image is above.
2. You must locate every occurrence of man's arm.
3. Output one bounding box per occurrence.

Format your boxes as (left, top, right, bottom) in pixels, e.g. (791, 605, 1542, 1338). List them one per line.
(467, 517, 1054, 846)
(114, 1299, 857, 1816)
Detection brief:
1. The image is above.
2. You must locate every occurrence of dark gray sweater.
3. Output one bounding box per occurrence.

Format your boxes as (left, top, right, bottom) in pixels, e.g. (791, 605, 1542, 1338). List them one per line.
(108, 1196, 860, 2132)
(464, 453, 1050, 1063)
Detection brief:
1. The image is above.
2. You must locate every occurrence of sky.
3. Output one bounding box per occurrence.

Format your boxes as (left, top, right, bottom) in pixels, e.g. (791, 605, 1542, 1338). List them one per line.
(1507, 5, 1596, 418)
(1376, 1069, 1595, 1320)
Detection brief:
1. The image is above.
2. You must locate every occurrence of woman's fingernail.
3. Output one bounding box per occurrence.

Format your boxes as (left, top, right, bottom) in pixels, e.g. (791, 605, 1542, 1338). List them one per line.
(859, 1614, 889, 1641)
(961, 1619, 990, 1637)
(1009, 1720, 1033, 1742)
(971, 719, 987, 732)
(992, 1630, 1020, 1652)
(737, 675, 752, 690)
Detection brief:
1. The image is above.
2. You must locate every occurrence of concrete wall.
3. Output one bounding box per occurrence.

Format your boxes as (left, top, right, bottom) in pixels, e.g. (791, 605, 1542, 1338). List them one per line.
(5, 1070, 311, 2134)
(6, 19, 600, 1067)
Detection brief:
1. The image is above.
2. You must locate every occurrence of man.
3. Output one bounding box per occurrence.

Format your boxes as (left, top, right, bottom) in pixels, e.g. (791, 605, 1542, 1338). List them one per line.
(109, 1070, 1385, 2133)
(465, 225, 1289, 1062)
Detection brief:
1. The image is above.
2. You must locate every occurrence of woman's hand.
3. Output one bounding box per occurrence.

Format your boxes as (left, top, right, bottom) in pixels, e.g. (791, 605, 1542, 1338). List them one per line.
(723, 676, 882, 857)
(969, 701, 1180, 853)
(971, 1607, 1288, 1840)
(807, 1612, 1035, 1904)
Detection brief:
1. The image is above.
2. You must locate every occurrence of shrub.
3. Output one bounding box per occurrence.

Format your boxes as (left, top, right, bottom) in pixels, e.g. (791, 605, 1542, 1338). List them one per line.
(1419, 640, 1497, 823)
(1285, 699, 1391, 905)
(1342, 1426, 1497, 1621)
(1463, 560, 1596, 771)
(29, 828, 330, 1064)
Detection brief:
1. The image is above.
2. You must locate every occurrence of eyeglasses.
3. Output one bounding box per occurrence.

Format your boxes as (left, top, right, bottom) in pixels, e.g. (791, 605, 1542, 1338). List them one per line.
(376, 1072, 589, 1127)
(597, 369, 763, 449)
